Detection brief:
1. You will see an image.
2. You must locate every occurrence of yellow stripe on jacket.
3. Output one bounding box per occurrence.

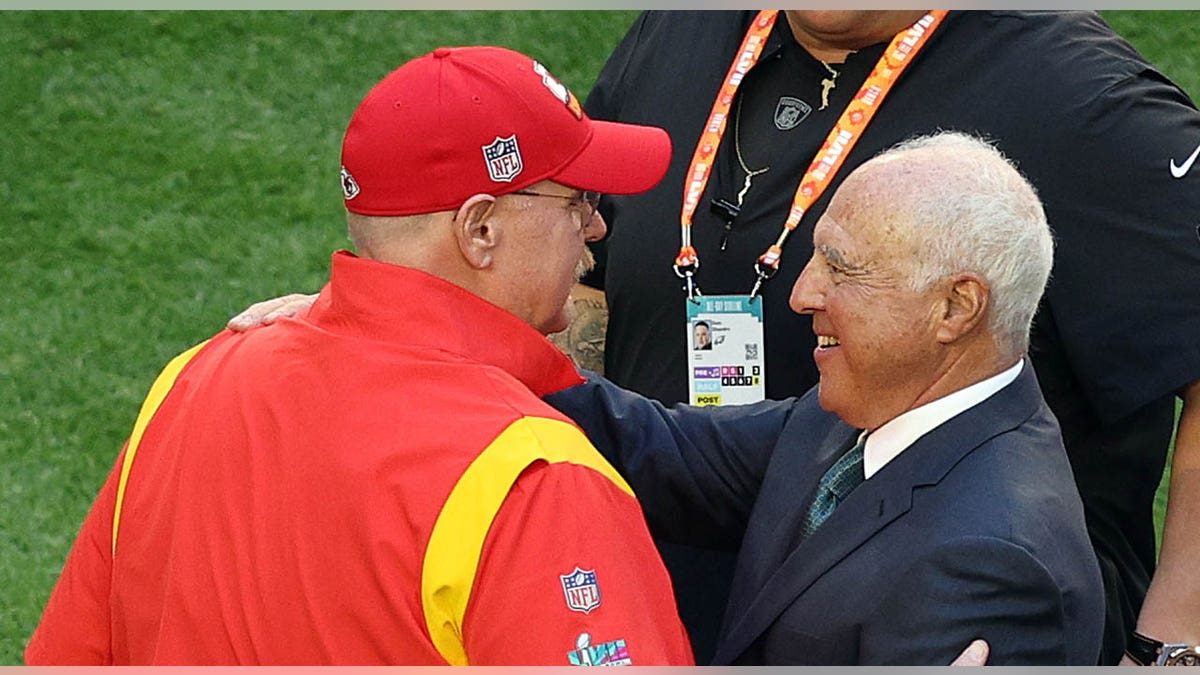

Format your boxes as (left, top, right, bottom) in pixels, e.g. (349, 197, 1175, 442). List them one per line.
(111, 340, 210, 557)
(421, 416, 633, 666)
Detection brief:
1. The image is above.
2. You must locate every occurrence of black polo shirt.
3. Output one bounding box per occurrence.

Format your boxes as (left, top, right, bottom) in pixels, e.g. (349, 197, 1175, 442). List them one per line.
(584, 9, 1200, 665)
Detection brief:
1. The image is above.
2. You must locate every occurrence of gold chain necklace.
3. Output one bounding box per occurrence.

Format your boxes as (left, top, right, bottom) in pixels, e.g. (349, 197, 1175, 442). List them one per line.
(818, 59, 840, 110)
(710, 95, 773, 251)
(732, 58, 841, 206)
(734, 94, 770, 205)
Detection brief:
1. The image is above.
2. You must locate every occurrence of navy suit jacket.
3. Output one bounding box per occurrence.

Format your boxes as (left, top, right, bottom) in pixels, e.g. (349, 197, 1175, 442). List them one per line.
(545, 363, 1104, 665)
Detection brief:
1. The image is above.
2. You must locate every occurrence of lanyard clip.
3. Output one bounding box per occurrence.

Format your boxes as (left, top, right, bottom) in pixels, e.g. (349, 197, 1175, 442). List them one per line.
(674, 265, 702, 302)
(674, 247, 702, 301)
(749, 274, 766, 301)
(684, 272, 702, 302)
(750, 248, 781, 299)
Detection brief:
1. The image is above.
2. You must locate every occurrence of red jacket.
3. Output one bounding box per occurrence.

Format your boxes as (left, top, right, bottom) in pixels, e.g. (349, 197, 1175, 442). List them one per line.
(26, 252, 692, 665)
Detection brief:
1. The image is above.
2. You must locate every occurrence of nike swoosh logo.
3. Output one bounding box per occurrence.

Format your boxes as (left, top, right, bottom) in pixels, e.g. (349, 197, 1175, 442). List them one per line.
(1169, 141, 1200, 178)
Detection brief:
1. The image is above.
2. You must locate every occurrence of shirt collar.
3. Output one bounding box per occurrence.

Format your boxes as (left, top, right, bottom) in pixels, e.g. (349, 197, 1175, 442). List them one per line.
(307, 251, 584, 397)
(863, 360, 1024, 479)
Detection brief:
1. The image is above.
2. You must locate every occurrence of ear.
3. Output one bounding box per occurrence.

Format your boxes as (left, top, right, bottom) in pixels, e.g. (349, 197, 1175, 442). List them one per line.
(935, 273, 989, 344)
(453, 194, 500, 269)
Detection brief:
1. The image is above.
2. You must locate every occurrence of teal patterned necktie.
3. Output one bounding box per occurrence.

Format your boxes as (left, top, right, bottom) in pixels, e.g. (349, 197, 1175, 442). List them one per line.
(797, 433, 867, 543)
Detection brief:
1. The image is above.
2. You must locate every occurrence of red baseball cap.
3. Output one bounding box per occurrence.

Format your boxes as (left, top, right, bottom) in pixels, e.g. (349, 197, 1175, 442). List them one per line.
(339, 46, 672, 216)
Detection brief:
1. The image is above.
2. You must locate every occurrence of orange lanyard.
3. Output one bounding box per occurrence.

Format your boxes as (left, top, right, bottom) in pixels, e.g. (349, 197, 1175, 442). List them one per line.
(673, 10, 950, 300)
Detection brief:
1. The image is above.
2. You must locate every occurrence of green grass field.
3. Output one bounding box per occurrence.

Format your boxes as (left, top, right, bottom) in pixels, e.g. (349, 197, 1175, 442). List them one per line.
(1, 10, 1196, 664)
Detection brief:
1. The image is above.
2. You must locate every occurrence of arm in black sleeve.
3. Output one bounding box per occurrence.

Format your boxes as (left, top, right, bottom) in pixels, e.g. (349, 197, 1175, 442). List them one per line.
(1036, 63, 1200, 420)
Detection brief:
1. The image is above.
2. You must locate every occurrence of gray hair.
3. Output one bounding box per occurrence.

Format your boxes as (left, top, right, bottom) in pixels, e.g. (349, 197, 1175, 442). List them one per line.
(871, 132, 1053, 359)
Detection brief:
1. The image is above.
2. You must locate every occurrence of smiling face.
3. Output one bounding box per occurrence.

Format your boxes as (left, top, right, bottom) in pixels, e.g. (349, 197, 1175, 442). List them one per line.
(788, 167, 951, 430)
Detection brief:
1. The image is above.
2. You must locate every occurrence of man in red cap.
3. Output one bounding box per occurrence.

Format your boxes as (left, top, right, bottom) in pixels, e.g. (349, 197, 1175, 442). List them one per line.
(24, 46, 691, 665)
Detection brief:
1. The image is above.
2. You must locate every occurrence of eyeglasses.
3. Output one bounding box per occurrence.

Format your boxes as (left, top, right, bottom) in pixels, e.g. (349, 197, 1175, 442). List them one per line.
(511, 189, 602, 230)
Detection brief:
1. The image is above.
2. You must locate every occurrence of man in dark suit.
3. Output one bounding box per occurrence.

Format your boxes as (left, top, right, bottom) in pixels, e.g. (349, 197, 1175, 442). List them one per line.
(545, 131, 1105, 665)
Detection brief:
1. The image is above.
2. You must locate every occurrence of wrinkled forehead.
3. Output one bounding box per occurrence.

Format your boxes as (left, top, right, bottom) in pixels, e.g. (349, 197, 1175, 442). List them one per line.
(819, 176, 901, 248)
(816, 198, 929, 286)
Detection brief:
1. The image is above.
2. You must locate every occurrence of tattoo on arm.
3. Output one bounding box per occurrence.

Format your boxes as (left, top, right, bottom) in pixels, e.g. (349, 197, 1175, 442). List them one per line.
(548, 284, 608, 375)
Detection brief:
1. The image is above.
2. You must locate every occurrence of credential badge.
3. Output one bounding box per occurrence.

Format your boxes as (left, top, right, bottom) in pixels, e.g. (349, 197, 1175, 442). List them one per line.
(482, 135, 523, 183)
(560, 567, 601, 614)
(774, 96, 812, 131)
(340, 166, 360, 200)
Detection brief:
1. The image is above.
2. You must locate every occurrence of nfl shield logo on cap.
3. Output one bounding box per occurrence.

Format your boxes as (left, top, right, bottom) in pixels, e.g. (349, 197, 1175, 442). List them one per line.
(482, 135, 523, 183)
(560, 567, 601, 614)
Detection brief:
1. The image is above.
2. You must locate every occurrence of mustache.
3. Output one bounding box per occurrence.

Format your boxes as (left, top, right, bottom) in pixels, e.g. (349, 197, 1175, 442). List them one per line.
(573, 247, 596, 282)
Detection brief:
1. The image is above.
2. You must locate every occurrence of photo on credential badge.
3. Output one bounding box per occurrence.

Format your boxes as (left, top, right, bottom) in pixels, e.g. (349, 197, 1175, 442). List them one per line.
(686, 296, 766, 406)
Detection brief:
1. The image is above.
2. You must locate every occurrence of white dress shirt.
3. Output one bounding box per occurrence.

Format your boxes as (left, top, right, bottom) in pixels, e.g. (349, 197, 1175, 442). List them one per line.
(863, 361, 1024, 479)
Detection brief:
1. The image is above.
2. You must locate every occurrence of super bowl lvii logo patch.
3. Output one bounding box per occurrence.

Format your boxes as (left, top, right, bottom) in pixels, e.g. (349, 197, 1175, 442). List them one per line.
(482, 135, 523, 183)
(567, 632, 632, 666)
(560, 567, 601, 614)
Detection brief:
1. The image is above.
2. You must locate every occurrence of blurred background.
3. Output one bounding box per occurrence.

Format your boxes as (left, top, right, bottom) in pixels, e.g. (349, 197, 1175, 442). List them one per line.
(1, 10, 1196, 664)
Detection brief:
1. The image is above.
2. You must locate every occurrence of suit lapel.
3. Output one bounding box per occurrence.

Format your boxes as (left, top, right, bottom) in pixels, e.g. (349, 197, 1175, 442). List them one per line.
(714, 361, 1044, 664)
(715, 430, 912, 664)
(719, 418, 855, 623)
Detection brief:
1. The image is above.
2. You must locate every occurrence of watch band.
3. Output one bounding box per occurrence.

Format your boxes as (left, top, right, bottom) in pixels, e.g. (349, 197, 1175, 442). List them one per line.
(1126, 631, 1163, 666)
(1127, 631, 1200, 666)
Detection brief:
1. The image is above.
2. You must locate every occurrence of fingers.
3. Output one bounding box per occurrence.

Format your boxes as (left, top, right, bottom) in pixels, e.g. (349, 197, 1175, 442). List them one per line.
(226, 293, 319, 332)
(950, 639, 989, 666)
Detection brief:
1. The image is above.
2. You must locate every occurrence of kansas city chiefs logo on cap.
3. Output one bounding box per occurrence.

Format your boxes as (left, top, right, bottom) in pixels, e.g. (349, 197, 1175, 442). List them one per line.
(532, 61, 583, 120)
(340, 166, 360, 200)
